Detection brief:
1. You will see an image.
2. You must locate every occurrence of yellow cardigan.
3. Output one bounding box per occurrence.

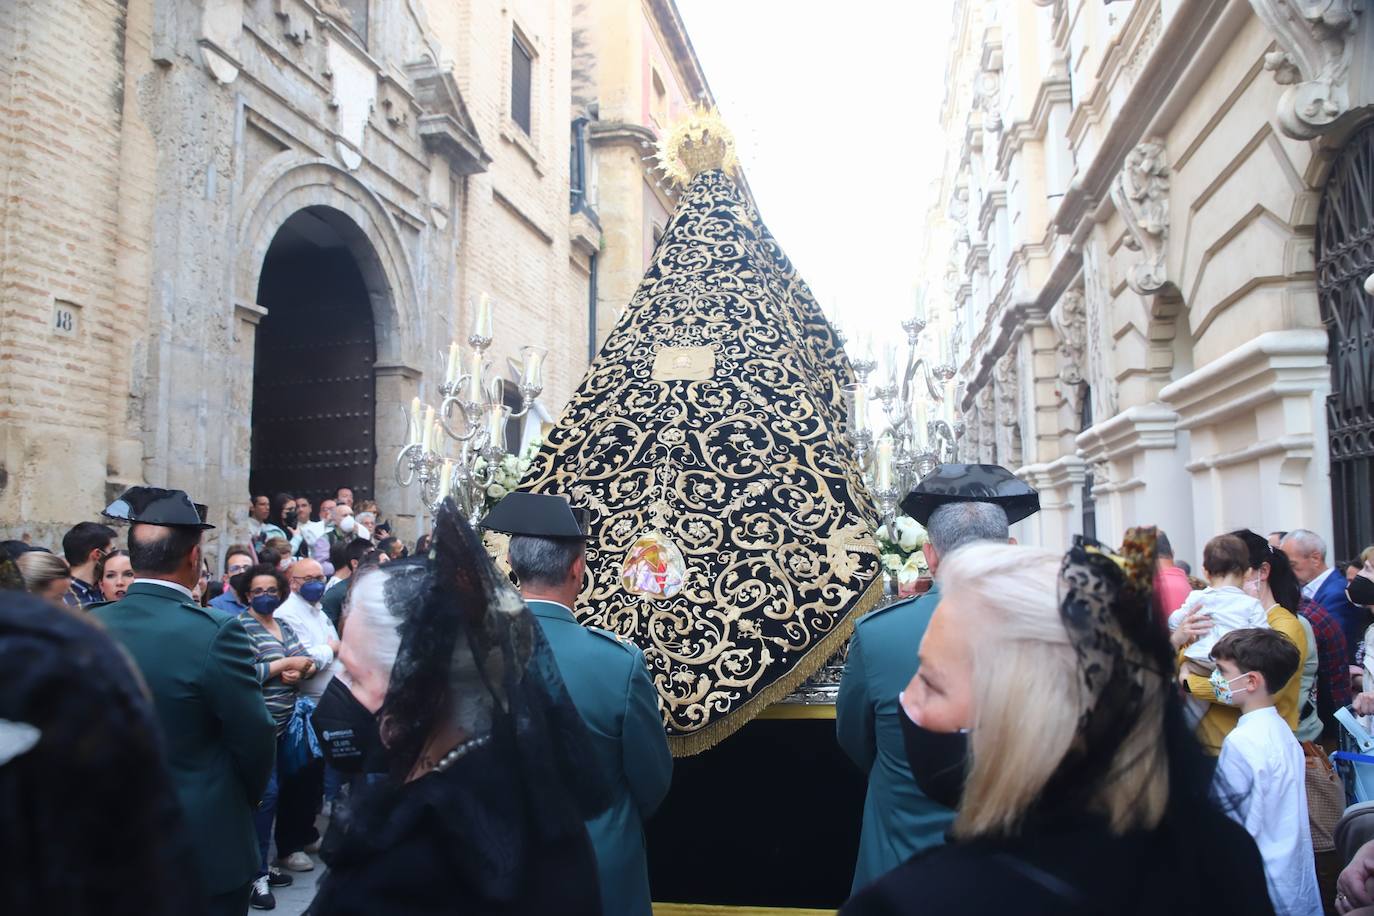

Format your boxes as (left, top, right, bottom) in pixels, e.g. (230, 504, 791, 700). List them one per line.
(1182, 604, 1308, 755)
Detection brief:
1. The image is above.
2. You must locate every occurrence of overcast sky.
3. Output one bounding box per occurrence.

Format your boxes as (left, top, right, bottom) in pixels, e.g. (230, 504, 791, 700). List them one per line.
(677, 0, 956, 350)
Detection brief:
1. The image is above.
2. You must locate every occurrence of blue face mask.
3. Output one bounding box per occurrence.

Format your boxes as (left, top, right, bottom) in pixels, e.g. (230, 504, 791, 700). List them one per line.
(299, 580, 327, 604)
(250, 594, 281, 616)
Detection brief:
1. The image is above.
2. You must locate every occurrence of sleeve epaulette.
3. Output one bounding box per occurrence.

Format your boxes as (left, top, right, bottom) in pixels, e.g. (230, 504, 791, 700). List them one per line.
(588, 626, 638, 654)
(854, 595, 920, 629)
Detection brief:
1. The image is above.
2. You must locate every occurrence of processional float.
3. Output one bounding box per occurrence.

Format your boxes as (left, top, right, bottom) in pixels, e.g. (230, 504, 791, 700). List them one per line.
(519, 109, 886, 756)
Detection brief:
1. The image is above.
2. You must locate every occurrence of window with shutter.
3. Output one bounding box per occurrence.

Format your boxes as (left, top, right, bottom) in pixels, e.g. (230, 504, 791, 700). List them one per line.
(511, 36, 533, 136)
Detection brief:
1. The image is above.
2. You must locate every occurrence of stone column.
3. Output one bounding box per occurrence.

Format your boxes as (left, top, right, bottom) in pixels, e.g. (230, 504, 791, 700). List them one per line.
(1076, 403, 1195, 561)
(1160, 329, 1331, 547)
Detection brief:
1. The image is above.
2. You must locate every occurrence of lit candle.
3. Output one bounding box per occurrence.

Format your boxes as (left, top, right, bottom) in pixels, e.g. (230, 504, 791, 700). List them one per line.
(520, 345, 547, 390)
(432, 419, 445, 453)
(913, 394, 929, 442)
(486, 403, 511, 453)
(438, 459, 454, 500)
(850, 384, 869, 434)
(421, 404, 435, 451)
(409, 397, 422, 442)
(875, 436, 894, 490)
(472, 292, 493, 340)
(445, 342, 460, 385)
(465, 349, 485, 403)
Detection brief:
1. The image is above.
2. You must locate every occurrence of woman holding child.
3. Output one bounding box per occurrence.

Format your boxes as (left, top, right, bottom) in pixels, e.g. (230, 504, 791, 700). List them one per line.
(1170, 529, 1309, 754)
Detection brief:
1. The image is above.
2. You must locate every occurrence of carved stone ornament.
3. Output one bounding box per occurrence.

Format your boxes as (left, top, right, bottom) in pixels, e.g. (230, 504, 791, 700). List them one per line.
(949, 184, 970, 223)
(1249, 0, 1364, 139)
(1050, 289, 1087, 393)
(976, 386, 996, 464)
(1109, 138, 1170, 296)
(199, 0, 243, 85)
(975, 68, 1003, 133)
(995, 352, 1020, 428)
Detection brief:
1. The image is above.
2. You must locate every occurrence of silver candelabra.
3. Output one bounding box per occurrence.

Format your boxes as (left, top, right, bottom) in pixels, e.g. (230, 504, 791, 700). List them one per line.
(395, 293, 546, 526)
(843, 302, 959, 539)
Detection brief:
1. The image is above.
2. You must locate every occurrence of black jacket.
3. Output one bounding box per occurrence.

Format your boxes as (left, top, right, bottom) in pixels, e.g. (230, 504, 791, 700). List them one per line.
(842, 809, 1275, 916)
(310, 737, 602, 915)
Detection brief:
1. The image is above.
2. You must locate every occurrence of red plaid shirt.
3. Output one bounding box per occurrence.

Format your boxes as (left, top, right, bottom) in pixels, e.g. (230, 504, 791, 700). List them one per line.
(1300, 596, 1353, 719)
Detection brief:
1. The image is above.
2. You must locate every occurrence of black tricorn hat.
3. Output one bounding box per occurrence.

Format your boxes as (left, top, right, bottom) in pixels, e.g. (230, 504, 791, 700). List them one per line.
(102, 486, 216, 530)
(479, 492, 590, 540)
(899, 463, 1040, 526)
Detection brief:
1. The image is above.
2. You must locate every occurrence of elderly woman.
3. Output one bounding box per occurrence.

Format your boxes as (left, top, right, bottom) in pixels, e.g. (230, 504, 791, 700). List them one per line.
(17, 551, 72, 604)
(307, 502, 610, 915)
(842, 532, 1272, 915)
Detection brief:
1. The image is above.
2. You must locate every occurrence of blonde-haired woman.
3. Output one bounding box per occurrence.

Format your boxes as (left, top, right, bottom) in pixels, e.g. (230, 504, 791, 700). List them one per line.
(842, 534, 1274, 915)
(18, 551, 72, 604)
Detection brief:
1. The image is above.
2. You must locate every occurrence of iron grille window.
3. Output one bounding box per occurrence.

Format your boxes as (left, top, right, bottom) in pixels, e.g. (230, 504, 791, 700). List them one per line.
(1317, 122, 1374, 559)
(511, 36, 533, 136)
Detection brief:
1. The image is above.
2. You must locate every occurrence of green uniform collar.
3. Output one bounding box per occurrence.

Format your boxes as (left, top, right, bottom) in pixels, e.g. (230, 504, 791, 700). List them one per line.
(524, 598, 577, 624)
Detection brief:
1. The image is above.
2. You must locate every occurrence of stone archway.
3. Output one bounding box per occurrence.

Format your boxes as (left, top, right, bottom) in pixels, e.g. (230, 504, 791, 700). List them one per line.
(250, 207, 379, 505)
(233, 156, 425, 527)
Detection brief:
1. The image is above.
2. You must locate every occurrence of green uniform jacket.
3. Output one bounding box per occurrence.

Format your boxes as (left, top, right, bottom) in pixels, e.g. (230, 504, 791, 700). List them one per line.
(835, 584, 956, 893)
(92, 581, 277, 895)
(528, 600, 673, 916)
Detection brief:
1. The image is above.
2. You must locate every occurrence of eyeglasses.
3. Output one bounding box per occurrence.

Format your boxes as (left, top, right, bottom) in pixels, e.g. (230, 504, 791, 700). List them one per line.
(291, 575, 327, 585)
(227, 563, 251, 574)
(249, 587, 280, 597)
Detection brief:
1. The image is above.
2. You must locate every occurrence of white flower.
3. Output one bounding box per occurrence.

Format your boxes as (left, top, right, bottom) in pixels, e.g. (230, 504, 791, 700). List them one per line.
(500, 454, 519, 474)
(897, 553, 925, 588)
(893, 516, 926, 553)
(486, 483, 508, 500)
(881, 553, 903, 572)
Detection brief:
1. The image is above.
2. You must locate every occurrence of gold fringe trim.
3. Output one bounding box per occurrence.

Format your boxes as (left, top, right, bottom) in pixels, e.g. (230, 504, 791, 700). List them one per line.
(666, 574, 885, 757)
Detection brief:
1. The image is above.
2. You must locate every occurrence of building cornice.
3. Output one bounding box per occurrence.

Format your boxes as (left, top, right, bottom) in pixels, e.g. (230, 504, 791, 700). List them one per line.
(1159, 328, 1329, 430)
(1054, 0, 1231, 237)
(646, 0, 715, 105)
(1075, 402, 1181, 463)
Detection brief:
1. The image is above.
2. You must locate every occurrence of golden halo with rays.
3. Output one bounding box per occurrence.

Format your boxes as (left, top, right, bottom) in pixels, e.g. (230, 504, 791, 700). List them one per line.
(654, 104, 739, 188)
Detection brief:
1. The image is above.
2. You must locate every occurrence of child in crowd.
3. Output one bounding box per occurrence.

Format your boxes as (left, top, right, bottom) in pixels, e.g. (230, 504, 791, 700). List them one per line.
(1170, 534, 1269, 725)
(1211, 628, 1321, 916)
(1169, 534, 1269, 665)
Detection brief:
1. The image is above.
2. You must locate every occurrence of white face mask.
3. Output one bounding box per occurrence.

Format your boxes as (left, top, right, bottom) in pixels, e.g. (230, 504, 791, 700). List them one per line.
(339, 515, 356, 534)
(357, 524, 372, 541)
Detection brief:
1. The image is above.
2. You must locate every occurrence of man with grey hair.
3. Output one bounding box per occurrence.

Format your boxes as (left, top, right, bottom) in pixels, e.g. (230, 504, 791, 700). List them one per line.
(1283, 528, 1366, 663)
(837, 464, 1039, 892)
(482, 492, 672, 916)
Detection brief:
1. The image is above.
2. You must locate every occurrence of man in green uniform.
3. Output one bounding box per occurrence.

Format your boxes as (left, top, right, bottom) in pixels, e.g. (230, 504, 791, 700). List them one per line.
(836, 464, 1039, 893)
(92, 487, 276, 916)
(484, 493, 672, 916)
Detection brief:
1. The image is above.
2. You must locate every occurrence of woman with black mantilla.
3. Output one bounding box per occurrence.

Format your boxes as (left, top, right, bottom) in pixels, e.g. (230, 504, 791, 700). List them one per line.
(308, 499, 611, 915)
(842, 529, 1273, 915)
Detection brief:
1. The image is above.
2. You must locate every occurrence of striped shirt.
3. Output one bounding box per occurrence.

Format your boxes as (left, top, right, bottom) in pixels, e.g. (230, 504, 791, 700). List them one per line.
(237, 611, 309, 733)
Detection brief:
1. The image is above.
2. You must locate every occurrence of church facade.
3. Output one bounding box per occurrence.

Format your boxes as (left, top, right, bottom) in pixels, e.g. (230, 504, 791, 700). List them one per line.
(0, 0, 713, 553)
(931, 0, 1374, 563)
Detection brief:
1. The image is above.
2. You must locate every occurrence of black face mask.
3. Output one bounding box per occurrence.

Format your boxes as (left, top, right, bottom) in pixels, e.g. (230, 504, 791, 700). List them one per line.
(1349, 574, 1374, 608)
(312, 677, 384, 775)
(899, 700, 969, 811)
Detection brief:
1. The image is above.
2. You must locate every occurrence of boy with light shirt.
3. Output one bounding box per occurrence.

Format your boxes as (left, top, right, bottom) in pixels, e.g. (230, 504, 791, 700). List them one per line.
(1210, 628, 1320, 916)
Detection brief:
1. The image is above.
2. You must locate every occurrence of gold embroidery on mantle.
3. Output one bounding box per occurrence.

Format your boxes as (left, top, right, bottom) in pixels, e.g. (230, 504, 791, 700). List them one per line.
(522, 168, 880, 755)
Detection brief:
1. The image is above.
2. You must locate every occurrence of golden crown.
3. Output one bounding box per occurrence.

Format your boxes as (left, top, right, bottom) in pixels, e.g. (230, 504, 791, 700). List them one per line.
(655, 105, 739, 187)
